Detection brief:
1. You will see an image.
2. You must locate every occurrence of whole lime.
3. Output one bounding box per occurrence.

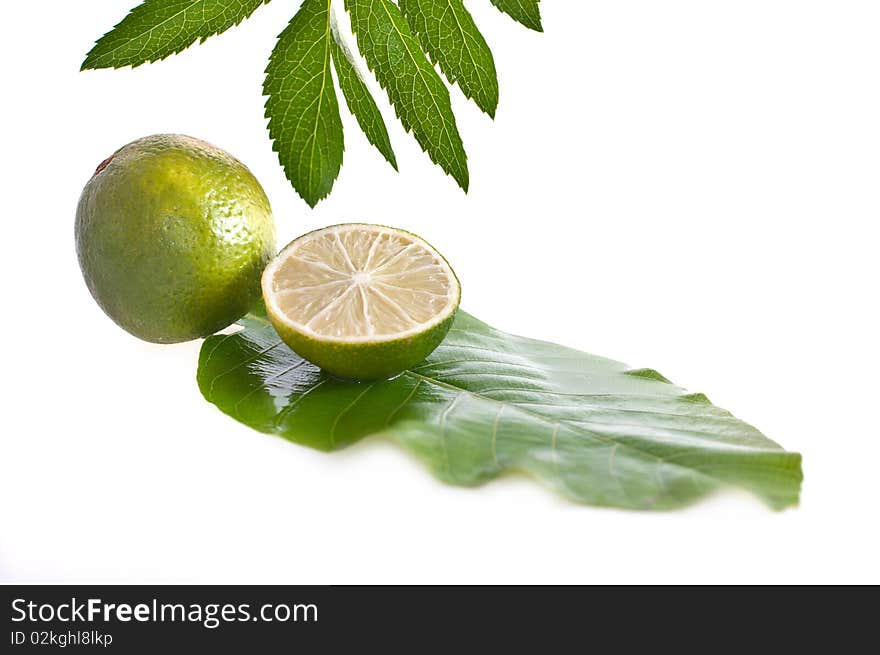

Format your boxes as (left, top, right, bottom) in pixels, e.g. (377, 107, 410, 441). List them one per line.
(76, 134, 276, 343)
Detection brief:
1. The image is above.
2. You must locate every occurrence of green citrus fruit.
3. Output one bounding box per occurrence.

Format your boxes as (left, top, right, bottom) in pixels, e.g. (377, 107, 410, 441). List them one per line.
(262, 224, 461, 380)
(76, 134, 276, 343)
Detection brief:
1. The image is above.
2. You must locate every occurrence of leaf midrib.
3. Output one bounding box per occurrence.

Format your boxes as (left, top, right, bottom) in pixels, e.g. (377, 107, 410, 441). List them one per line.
(308, 0, 334, 198)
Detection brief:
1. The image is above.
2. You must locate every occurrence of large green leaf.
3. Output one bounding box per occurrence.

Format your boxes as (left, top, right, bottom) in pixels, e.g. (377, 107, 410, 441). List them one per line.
(399, 0, 499, 117)
(489, 0, 543, 32)
(198, 308, 802, 511)
(82, 0, 271, 70)
(345, 0, 469, 190)
(264, 0, 343, 207)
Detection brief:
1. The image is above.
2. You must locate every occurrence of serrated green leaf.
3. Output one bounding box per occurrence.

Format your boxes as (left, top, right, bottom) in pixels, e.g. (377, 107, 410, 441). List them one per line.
(490, 0, 542, 32)
(399, 0, 499, 117)
(345, 0, 469, 191)
(264, 0, 343, 208)
(198, 308, 803, 511)
(82, 0, 271, 70)
(330, 17, 398, 170)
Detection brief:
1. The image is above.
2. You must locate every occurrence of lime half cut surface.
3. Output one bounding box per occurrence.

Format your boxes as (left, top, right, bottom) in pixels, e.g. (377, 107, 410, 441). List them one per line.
(262, 224, 461, 380)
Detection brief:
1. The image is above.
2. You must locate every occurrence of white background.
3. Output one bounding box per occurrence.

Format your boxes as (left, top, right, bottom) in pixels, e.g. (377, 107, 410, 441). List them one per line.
(1, 1, 878, 584)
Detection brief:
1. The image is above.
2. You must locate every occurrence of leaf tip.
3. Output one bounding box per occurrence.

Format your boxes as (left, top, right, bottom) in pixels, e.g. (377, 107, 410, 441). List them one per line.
(624, 368, 672, 384)
(80, 48, 102, 71)
(296, 183, 328, 209)
(452, 162, 470, 192)
(481, 95, 498, 119)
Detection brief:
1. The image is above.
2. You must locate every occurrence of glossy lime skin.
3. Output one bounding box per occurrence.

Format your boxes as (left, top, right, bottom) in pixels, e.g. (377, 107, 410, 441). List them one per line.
(76, 135, 276, 343)
(267, 307, 458, 381)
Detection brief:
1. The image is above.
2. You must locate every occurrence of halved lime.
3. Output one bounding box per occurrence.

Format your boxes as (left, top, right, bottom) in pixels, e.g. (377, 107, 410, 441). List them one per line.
(262, 224, 461, 380)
